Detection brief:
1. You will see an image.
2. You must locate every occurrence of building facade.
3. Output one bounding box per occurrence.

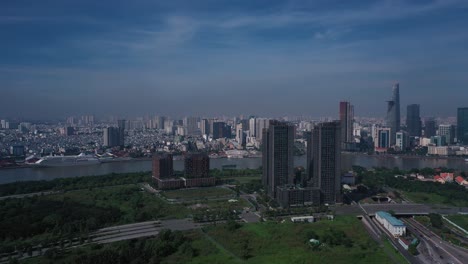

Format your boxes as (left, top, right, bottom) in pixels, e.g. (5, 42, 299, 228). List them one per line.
(386, 83, 401, 145)
(457, 107, 468, 144)
(262, 120, 295, 199)
(406, 104, 421, 137)
(375, 211, 406, 237)
(310, 121, 342, 204)
(339, 101, 354, 147)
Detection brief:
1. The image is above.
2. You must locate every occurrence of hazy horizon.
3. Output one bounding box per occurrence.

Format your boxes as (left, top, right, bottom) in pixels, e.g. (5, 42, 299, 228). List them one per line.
(2, 0, 468, 119)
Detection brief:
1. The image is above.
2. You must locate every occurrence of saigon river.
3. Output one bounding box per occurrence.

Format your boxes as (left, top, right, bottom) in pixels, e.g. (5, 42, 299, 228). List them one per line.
(1, 153, 468, 184)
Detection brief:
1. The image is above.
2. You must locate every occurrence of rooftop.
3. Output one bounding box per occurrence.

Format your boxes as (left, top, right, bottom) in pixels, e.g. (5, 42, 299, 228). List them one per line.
(376, 211, 405, 226)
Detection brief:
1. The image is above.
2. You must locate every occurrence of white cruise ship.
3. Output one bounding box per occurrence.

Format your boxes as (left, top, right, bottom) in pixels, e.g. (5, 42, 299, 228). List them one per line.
(34, 153, 101, 167)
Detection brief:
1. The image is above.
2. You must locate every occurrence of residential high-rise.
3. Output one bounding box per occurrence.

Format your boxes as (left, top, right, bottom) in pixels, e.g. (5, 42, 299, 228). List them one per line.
(262, 120, 295, 199)
(386, 83, 400, 145)
(249, 117, 256, 138)
(103, 127, 120, 147)
(184, 153, 210, 178)
(152, 153, 174, 179)
(339, 101, 354, 147)
(236, 123, 245, 147)
(424, 118, 436, 138)
(200, 119, 210, 136)
(310, 121, 342, 204)
(438, 124, 455, 145)
(212, 122, 231, 139)
(255, 118, 270, 141)
(183, 116, 199, 135)
(406, 104, 422, 137)
(117, 119, 126, 147)
(457, 108, 468, 144)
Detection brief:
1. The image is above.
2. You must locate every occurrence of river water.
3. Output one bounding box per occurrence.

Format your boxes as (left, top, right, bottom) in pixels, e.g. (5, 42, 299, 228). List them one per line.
(1, 154, 468, 184)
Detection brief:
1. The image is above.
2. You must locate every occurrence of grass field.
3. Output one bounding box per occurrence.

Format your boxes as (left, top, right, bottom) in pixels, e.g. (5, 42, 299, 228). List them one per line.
(446, 215, 468, 231)
(204, 216, 394, 264)
(401, 191, 468, 207)
(162, 187, 235, 200)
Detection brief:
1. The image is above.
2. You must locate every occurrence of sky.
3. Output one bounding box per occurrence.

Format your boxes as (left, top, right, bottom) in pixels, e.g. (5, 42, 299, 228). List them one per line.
(1, 0, 468, 119)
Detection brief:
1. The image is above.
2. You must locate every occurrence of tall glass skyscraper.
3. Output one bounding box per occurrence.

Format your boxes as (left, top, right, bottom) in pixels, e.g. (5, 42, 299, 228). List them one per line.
(406, 104, 421, 137)
(457, 107, 468, 144)
(386, 83, 400, 145)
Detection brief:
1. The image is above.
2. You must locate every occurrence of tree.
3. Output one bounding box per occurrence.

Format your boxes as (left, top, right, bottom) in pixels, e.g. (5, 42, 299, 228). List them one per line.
(429, 213, 443, 229)
(240, 238, 252, 259)
(408, 244, 418, 255)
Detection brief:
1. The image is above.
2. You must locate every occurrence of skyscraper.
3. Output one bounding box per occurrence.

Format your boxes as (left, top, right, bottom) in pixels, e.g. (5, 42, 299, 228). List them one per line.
(406, 104, 422, 137)
(386, 83, 400, 145)
(262, 120, 295, 199)
(339, 101, 354, 146)
(117, 119, 126, 147)
(424, 118, 436, 138)
(457, 107, 468, 144)
(310, 121, 341, 204)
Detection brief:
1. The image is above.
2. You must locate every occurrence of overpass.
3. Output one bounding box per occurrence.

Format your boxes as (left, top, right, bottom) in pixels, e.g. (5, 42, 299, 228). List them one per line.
(359, 203, 431, 216)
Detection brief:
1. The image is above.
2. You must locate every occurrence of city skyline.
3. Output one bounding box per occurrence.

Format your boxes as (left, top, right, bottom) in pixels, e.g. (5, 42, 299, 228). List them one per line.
(1, 1, 468, 118)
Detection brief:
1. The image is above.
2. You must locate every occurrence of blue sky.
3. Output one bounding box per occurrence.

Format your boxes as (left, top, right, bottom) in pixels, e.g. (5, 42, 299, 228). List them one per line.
(1, 0, 468, 119)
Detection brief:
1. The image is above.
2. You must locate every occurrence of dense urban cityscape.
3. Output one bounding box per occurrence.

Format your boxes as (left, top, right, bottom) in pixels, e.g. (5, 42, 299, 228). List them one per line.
(2, 0, 468, 263)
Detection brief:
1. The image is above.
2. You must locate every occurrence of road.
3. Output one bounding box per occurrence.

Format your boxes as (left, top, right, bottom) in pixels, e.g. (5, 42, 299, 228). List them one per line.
(402, 218, 468, 264)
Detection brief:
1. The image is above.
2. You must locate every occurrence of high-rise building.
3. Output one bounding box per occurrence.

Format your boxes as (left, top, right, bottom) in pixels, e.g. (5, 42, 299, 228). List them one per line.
(438, 124, 455, 145)
(152, 154, 174, 179)
(236, 123, 245, 147)
(183, 116, 199, 135)
(201, 119, 210, 136)
(103, 127, 120, 147)
(184, 153, 210, 178)
(249, 117, 257, 138)
(424, 118, 437, 138)
(386, 83, 400, 145)
(156, 116, 166, 130)
(255, 118, 270, 141)
(374, 127, 391, 150)
(117, 119, 126, 147)
(212, 122, 230, 139)
(395, 131, 409, 151)
(153, 154, 185, 189)
(339, 101, 354, 147)
(406, 104, 422, 137)
(457, 108, 468, 144)
(262, 120, 295, 199)
(310, 121, 342, 204)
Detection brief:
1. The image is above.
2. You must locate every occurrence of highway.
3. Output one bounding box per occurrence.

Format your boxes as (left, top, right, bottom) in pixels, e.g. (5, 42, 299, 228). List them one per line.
(402, 218, 468, 264)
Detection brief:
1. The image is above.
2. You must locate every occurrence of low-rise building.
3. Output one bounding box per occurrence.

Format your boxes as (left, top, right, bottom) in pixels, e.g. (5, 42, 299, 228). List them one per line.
(276, 185, 321, 208)
(375, 211, 406, 237)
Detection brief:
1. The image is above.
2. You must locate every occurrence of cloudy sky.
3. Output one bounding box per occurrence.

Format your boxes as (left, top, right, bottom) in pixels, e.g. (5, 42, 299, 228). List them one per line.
(1, 0, 468, 119)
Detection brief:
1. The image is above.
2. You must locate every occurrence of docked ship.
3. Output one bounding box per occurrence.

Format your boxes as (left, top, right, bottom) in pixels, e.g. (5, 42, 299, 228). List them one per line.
(34, 153, 101, 167)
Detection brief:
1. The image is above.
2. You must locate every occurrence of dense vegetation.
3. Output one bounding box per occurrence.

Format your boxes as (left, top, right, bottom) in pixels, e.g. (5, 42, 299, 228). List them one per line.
(0, 184, 188, 255)
(354, 166, 468, 206)
(0, 172, 151, 196)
